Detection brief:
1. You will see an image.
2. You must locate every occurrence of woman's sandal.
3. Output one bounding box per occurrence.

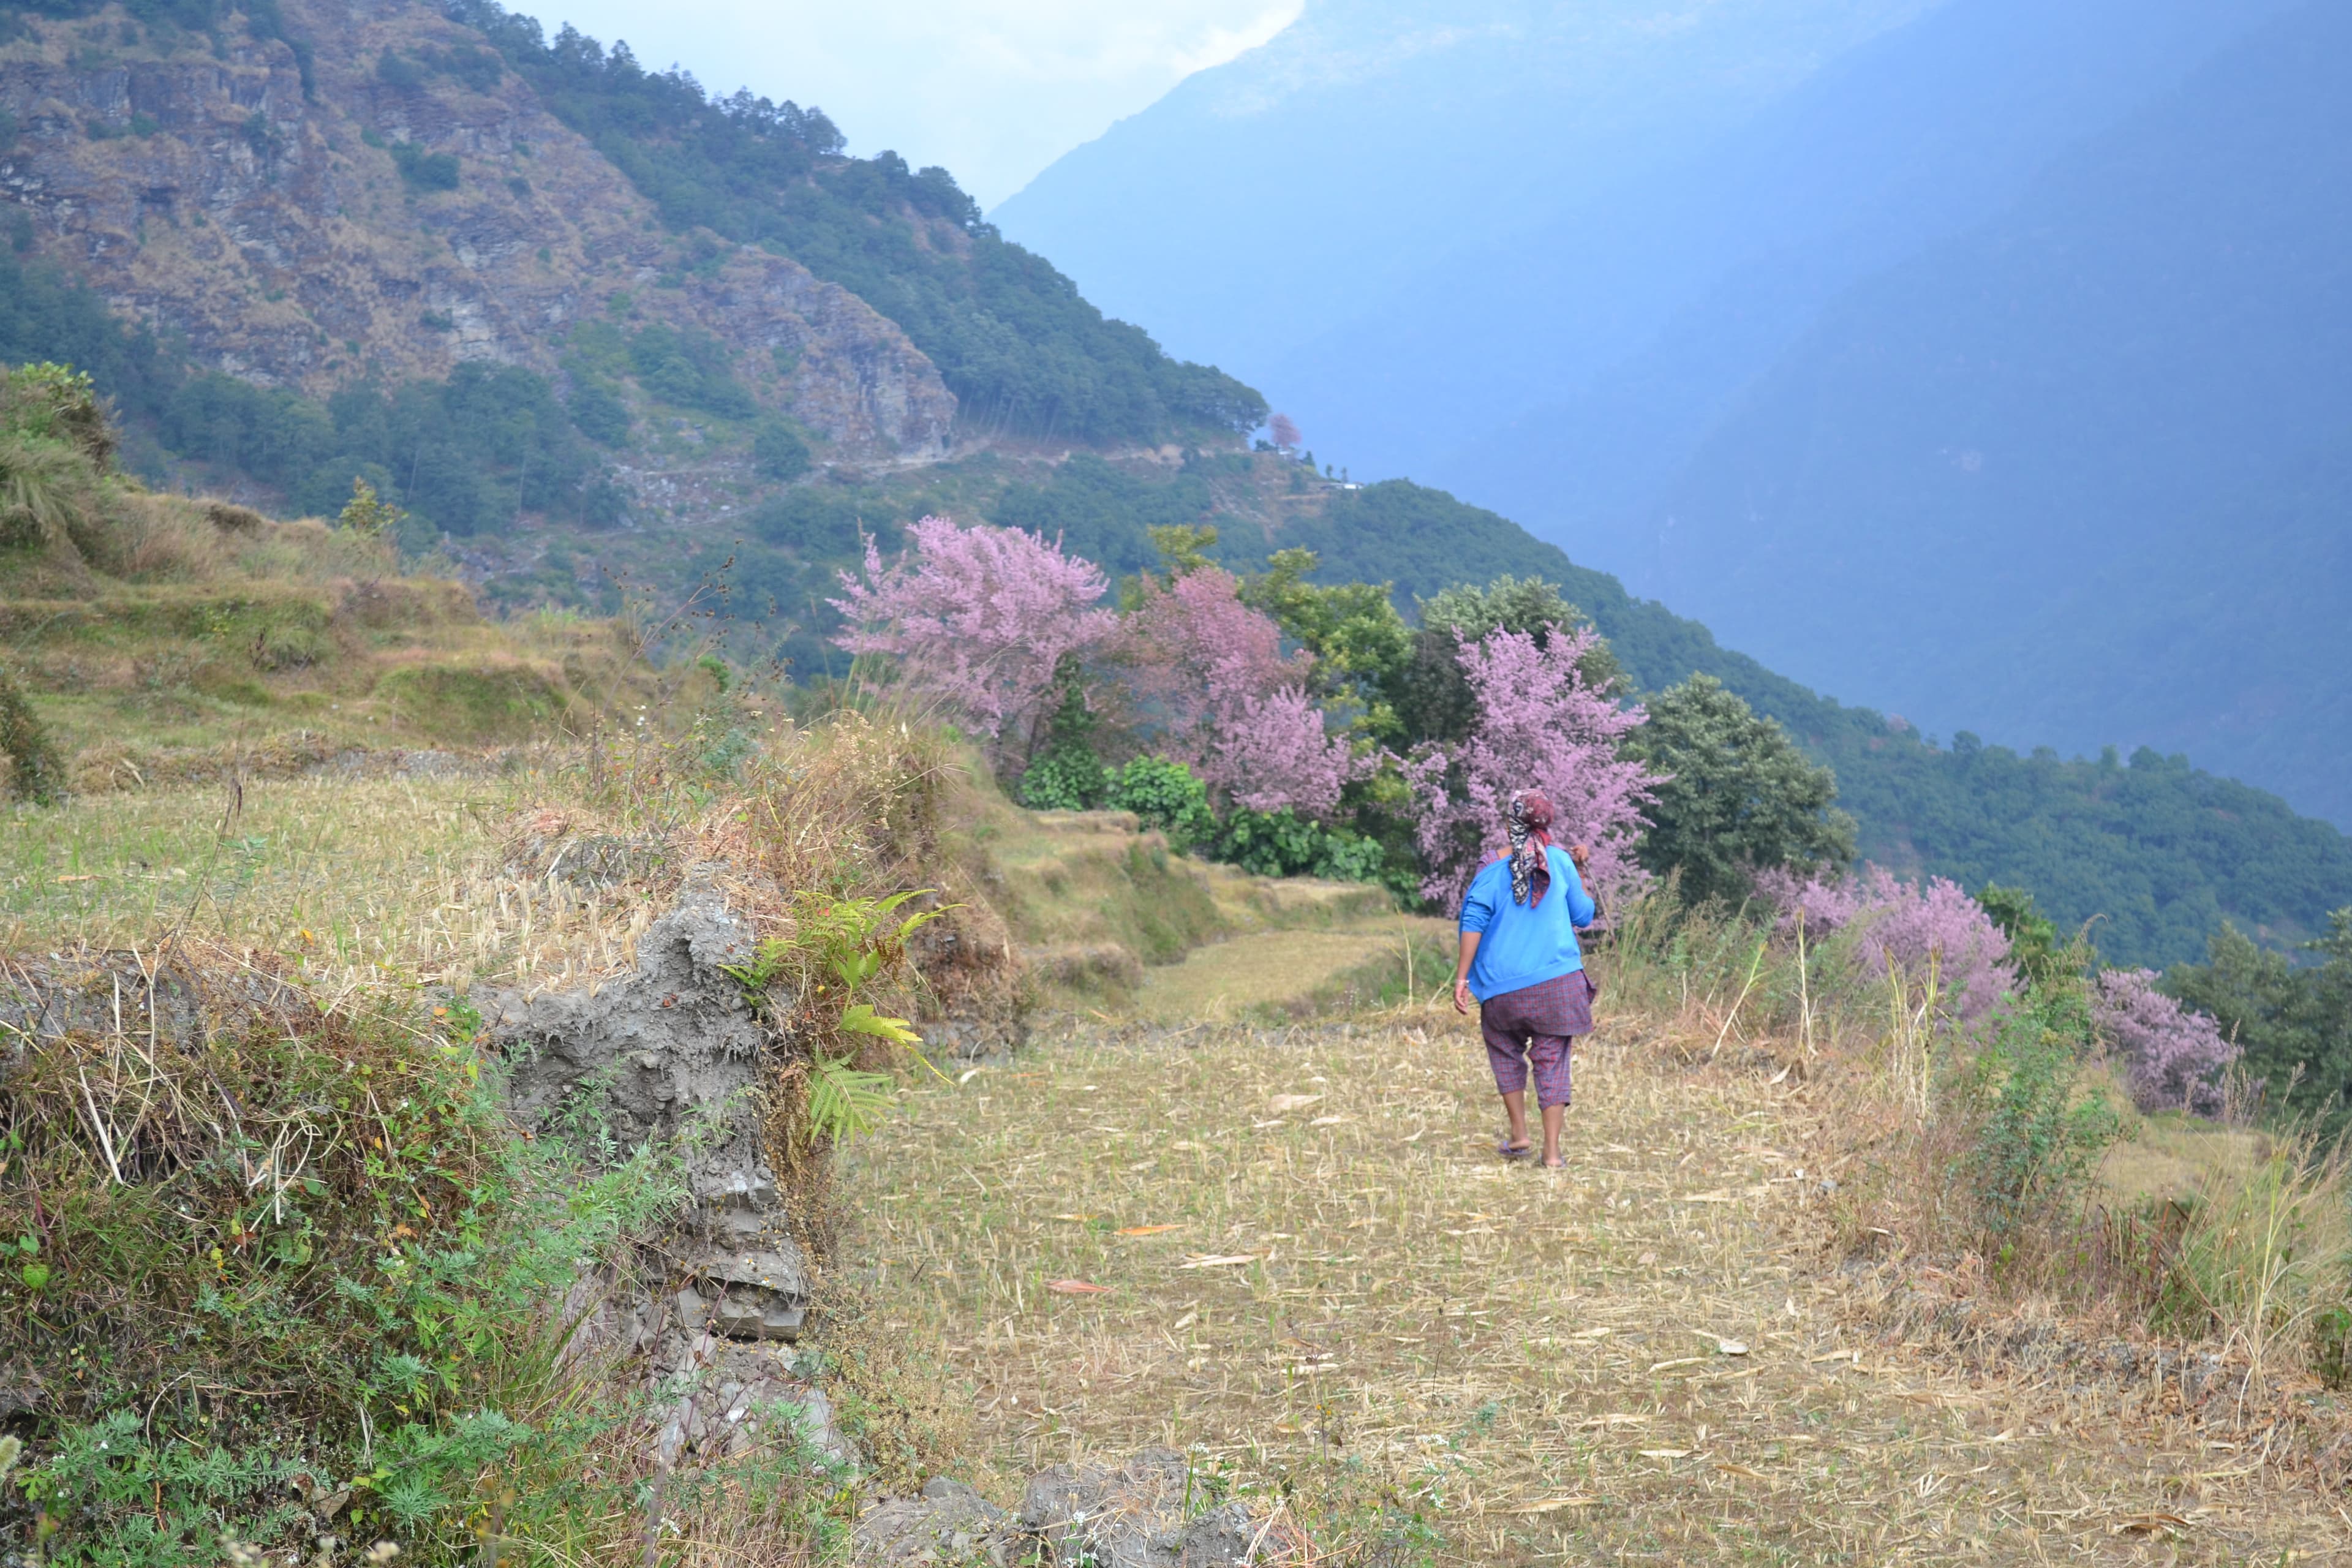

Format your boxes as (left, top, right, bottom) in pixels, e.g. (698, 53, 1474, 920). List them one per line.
(1497, 1139, 1534, 1161)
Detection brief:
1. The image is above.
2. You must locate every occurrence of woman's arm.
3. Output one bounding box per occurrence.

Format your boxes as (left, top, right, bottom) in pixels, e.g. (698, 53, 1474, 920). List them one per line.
(1453, 930, 1481, 1014)
(1558, 845, 1598, 929)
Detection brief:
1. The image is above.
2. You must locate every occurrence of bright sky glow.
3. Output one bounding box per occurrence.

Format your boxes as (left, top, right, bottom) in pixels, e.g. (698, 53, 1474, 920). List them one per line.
(520, 0, 1303, 208)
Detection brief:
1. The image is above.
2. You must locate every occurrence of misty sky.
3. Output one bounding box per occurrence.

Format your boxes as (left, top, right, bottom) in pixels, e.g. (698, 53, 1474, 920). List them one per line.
(520, 0, 1302, 208)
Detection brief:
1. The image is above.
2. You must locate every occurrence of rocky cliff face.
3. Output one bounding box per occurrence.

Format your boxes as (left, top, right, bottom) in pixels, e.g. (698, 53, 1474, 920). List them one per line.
(0, 0, 957, 459)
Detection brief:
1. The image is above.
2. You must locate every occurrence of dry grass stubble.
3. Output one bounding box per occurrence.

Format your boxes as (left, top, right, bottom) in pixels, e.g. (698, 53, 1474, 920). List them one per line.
(839, 1006, 2351, 1564)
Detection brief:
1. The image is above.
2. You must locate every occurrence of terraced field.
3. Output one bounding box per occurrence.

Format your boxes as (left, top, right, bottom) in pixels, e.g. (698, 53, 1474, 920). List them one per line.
(844, 998, 2350, 1563)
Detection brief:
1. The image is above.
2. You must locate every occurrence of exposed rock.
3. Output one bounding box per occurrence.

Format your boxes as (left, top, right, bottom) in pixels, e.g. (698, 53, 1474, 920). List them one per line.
(647, 1327, 854, 1468)
(489, 893, 812, 1347)
(854, 1478, 1017, 1566)
(0, 0, 956, 461)
(1174, 1502, 1262, 1567)
(1019, 1449, 1268, 1567)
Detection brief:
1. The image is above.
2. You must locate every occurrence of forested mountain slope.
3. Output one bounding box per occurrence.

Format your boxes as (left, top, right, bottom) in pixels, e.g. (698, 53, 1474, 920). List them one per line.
(445, 0, 1264, 448)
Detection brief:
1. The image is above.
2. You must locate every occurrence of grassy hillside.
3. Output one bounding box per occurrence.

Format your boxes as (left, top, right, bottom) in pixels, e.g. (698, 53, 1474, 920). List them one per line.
(0, 363, 678, 800)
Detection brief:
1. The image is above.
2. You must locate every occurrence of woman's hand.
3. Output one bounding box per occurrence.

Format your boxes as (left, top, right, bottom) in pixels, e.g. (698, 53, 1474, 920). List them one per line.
(1453, 973, 1473, 1014)
(1568, 842, 1592, 874)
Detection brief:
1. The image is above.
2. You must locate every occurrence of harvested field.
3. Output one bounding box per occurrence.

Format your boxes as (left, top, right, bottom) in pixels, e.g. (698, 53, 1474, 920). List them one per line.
(841, 1004, 2352, 1564)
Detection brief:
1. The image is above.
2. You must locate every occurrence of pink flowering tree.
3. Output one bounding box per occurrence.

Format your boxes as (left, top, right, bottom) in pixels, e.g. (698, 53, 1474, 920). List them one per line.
(830, 516, 1116, 763)
(1758, 865, 2016, 1023)
(1118, 566, 1355, 818)
(1404, 625, 1661, 907)
(2093, 968, 2241, 1115)
(1218, 687, 1355, 815)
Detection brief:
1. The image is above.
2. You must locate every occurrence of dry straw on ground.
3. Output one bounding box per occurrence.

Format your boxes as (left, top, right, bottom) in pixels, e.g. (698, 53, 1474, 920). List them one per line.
(839, 997, 2352, 1564)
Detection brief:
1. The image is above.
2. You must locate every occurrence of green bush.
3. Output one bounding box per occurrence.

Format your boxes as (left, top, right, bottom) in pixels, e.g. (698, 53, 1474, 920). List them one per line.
(627, 323, 755, 418)
(0, 666, 66, 804)
(565, 376, 631, 445)
(1213, 807, 1387, 884)
(1106, 755, 1213, 851)
(1019, 746, 1108, 811)
(1953, 989, 2119, 1253)
(390, 141, 460, 190)
(1017, 659, 1109, 810)
(4, 998, 684, 1561)
(753, 418, 813, 480)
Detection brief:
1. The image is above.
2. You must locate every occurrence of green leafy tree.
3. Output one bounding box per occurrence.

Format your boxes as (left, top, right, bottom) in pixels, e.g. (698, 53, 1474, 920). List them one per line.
(2166, 910, 2352, 1134)
(336, 476, 404, 537)
(1977, 884, 2077, 987)
(1391, 575, 1623, 746)
(1017, 655, 1110, 810)
(1146, 521, 1220, 579)
(1240, 546, 1412, 734)
(1630, 674, 1853, 906)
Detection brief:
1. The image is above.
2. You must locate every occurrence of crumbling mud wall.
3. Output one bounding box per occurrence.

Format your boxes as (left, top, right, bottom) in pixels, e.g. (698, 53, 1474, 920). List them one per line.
(490, 894, 809, 1338)
(482, 859, 1024, 1466)
(486, 889, 842, 1464)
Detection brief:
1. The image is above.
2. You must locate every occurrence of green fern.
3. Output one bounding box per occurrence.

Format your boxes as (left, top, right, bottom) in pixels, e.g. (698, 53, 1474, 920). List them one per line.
(805, 1053, 897, 1146)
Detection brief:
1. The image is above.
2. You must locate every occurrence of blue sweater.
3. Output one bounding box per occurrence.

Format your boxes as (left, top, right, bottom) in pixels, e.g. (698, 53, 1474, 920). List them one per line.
(1458, 846, 1596, 1001)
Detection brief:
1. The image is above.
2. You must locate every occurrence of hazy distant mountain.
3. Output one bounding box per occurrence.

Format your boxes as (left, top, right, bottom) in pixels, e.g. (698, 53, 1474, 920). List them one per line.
(997, 0, 2350, 824)
(993, 0, 1937, 374)
(1640, 0, 2352, 824)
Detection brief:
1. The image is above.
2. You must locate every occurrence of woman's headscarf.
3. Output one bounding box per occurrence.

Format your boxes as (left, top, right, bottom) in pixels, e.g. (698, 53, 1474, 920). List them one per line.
(1506, 791, 1556, 906)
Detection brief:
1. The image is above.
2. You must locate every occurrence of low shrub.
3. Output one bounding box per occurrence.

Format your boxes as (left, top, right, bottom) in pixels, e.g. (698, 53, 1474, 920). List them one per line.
(1018, 743, 1107, 812)
(390, 141, 460, 190)
(1105, 754, 1212, 850)
(0, 967, 684, 1561)
(1950, 991, 2120, 1256)
(1213, 805, 1387, 884)
(0, 665, 66, 802)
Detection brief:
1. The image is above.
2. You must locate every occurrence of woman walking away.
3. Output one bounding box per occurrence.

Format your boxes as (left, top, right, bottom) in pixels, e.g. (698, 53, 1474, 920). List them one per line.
(1452, 791, 1597, 1169)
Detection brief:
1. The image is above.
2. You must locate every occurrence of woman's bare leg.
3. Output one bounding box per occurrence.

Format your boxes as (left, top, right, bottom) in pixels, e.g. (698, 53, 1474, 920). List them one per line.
(1540, 1103, 1566, 1166)
(1499, 1088, 1531, 1152)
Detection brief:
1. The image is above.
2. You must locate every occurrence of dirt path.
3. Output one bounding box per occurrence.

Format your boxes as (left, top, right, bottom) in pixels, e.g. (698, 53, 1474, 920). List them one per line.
(845, 1012, 2348, 1564)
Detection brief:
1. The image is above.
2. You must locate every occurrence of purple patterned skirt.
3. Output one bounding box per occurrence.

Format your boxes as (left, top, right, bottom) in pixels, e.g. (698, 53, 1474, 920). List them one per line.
(1479, 970, 1597, 1109)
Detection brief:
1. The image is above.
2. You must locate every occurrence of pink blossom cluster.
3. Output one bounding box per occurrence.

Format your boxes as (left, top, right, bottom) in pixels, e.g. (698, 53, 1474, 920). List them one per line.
(1406, 626, 1660, 907)
(1758, 864, 2016, 1022)
(1118, 567, 1354, 818)
(2092, 967, 2240, 1116)
(829, 516, 1115, 751)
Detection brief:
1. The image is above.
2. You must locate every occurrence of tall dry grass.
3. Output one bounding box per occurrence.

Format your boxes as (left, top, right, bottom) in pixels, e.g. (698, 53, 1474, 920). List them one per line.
(1591, 885, 2352, 1399)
